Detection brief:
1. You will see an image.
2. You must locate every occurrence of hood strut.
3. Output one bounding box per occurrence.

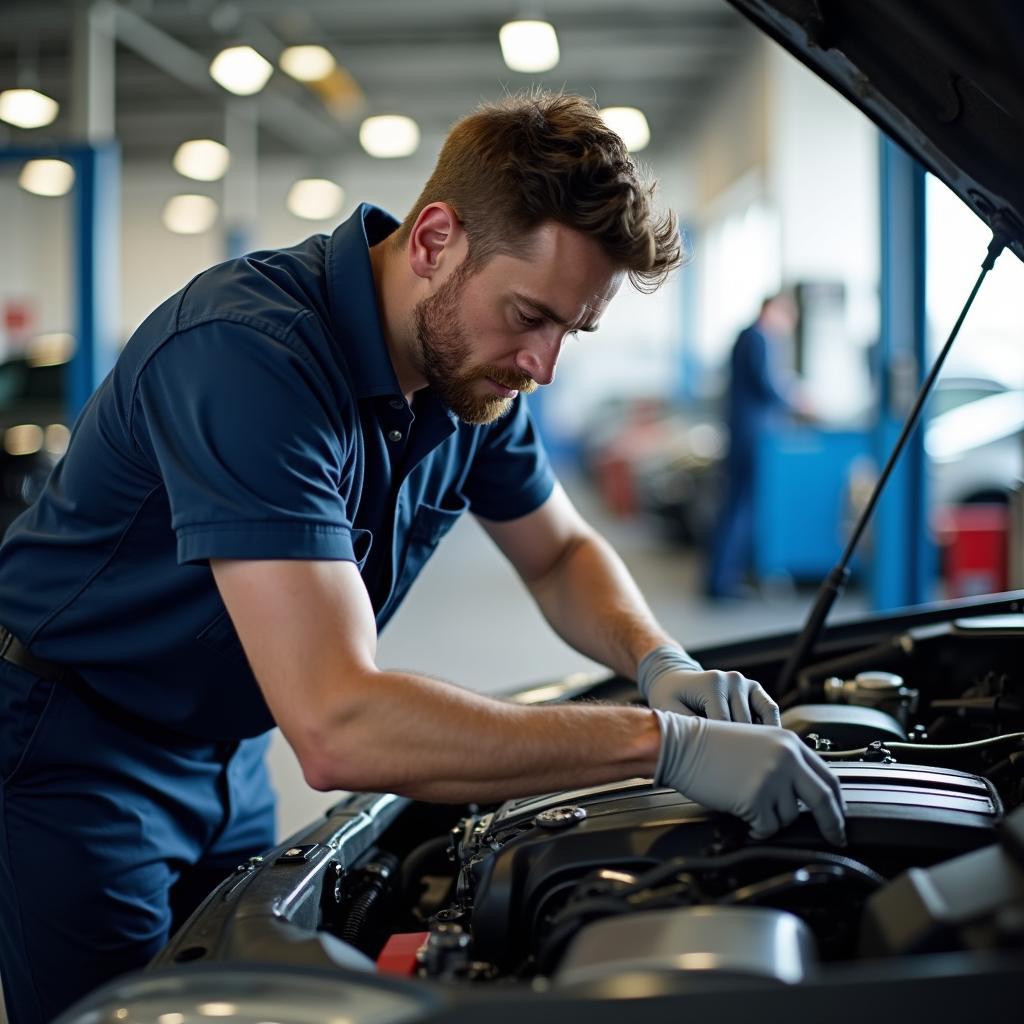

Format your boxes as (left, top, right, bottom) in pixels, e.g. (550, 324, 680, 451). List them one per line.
(776, 230, 1008, 697)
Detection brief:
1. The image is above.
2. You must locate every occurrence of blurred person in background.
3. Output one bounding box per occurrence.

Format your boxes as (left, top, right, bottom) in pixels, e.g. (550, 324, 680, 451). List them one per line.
(706, 292, 805, 599)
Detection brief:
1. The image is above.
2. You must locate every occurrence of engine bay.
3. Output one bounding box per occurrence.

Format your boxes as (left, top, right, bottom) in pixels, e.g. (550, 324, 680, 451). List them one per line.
(156, 600, 1024, 1000)
(301, 608, 1024, 989)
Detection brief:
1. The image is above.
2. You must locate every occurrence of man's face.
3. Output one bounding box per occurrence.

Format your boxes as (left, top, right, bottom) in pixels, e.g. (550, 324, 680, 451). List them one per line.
(413, 221, 624, 425)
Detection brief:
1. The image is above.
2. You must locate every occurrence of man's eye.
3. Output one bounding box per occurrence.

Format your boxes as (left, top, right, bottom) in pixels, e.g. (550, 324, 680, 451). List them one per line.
(516, 310, 543, 328)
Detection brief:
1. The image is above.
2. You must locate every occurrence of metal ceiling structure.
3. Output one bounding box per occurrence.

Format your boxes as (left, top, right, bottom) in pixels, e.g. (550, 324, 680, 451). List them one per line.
(0, 0, 751, 168)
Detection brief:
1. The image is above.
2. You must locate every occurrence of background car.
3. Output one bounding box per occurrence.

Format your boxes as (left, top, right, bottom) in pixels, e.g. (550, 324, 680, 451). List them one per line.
(0, 351, 69, 534)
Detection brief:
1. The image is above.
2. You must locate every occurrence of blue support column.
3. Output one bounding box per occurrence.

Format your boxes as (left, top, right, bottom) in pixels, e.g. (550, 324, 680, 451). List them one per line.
(1, 142, 122, 421)
(873, 136, 931, 610)
(676, 222, 701, 402)
(70, 142, 122, 417)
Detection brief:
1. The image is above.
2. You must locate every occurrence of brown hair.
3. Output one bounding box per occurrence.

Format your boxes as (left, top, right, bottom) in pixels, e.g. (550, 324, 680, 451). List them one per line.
(393, 91, 682, 293)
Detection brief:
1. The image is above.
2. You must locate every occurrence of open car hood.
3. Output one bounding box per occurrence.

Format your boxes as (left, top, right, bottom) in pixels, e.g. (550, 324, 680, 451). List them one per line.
(727, 0, 1024, 262)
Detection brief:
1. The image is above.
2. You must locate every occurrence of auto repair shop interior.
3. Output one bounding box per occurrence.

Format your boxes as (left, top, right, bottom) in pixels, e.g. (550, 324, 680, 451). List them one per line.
(1, 2, 1024, 1022)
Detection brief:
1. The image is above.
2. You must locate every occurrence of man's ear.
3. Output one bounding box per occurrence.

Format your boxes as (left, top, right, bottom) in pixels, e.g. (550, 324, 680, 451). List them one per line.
(407, 203, 466, 281)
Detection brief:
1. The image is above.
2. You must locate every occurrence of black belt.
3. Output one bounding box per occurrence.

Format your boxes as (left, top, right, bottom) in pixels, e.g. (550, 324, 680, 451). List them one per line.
(0, 625, 82, 686)
(0, 624, 228, 750)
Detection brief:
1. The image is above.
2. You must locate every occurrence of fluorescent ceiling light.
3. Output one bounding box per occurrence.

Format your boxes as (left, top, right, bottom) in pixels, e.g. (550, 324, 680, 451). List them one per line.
(0, 88, 59, 129)
(173, 139, 230, 181)
(162, 194, 218, 234)
(287, 178, 345, 220)
(359, 115, 420, 158)
(599, 106, 651, 152)
(44, 423, 71, 457)
(4, 424, 44, 457)
(499, 20, 559, 73)
(280, 45, 336, 82)
(27, 332, 75, 367)
(18, 159, 74, 196)
(209, 46, 273, 96)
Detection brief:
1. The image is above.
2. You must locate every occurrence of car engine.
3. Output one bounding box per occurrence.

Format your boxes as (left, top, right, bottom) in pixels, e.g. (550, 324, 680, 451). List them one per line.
(154, 604, 1024, 999)
(327, 612, 1024, 988)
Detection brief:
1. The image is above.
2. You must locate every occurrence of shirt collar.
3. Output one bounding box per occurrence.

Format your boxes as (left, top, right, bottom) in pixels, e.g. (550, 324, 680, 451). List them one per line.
(325, 203, 405, 400)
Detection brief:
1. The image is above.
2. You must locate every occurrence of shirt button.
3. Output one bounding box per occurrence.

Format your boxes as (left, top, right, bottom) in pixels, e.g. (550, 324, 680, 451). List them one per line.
(389, 398, 405, 410)
(388, 429, 403, 442)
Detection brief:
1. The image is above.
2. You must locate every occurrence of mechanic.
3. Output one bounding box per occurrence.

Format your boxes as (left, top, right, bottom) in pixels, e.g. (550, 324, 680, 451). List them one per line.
(706, 292, 806, 599)
(0, 93, 844, 1023)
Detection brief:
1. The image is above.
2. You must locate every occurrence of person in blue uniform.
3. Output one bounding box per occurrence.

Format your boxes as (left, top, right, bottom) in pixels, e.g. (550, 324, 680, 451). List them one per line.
(706, 293, 802, 599)
(0, 95, 844, 1022)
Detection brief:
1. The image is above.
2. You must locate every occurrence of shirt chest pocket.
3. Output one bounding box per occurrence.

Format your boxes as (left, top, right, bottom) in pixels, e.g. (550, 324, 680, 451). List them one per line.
(390, 493, 468, 608)
(408, 496, 467, 547)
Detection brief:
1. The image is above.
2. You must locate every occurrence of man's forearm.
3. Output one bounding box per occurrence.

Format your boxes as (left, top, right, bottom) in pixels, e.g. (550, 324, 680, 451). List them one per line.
(300, 667, 662, 800)
(527, 530, 678, 679)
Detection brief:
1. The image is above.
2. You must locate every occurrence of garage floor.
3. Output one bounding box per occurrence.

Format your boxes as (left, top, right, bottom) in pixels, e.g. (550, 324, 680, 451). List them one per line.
(269, 470, 869, 839)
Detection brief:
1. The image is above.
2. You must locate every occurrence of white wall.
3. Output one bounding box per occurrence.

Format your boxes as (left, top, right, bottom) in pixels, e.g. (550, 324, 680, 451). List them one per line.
(0, 177, 73, 358)
(675, 30, 879, 417)
(766, 43, 879, 419)
(119, 158, 427, 338)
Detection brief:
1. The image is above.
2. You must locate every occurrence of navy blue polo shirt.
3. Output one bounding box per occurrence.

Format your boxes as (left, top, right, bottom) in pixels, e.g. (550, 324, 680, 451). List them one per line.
(0, 204, 555, 739)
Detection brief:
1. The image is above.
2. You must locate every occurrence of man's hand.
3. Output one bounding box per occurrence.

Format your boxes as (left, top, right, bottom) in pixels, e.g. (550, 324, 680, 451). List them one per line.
(637, 646, 781, 725)
(654, 709, 847, 845)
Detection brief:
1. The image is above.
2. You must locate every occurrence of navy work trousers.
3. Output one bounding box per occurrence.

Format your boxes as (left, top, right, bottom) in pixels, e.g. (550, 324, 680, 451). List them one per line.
(0, 659, 276, 1023)
(706, 450, 756, 598)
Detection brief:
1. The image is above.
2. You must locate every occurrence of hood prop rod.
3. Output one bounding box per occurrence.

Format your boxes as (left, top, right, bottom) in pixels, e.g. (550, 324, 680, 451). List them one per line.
(776, 230, 1008, 697)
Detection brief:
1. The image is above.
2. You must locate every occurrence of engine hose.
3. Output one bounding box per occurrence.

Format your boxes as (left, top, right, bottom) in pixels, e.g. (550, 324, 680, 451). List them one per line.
(720, 863, 878, 905)
(821, 731, 1024, 764)
(620, 846, 886, 892)
(536, 852, 883, 974)
(544, 849, 883, 938)
(399, 835, 453, 905)
(339, 854, 399, 947)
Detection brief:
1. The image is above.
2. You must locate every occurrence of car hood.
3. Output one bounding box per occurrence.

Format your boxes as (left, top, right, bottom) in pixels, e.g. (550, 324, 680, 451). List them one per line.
(726, 0, 1024, 262)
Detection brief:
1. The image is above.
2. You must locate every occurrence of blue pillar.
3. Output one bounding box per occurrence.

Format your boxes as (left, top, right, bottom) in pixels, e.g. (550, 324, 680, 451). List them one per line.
(676, 222, 701, 402)
(872, 136, 931, 609)
(0, 142, 121, 422)
(70, 142, 122, 417)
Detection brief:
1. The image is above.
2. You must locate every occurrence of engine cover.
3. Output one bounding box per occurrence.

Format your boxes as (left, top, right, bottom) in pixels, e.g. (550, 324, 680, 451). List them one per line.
(460, 764, 1002, 966)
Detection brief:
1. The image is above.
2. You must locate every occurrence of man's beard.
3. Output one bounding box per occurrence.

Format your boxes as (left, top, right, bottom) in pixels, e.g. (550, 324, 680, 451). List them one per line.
(413, 263, 537, 425)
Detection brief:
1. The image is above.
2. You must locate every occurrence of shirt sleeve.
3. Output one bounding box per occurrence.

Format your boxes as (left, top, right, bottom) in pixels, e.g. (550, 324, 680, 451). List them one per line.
(461, 393, 556, 521)
(130, 318, 360, 565)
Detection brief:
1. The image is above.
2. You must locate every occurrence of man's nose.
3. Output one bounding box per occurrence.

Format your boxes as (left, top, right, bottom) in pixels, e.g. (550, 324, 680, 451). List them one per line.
(514, 331, 561, 386)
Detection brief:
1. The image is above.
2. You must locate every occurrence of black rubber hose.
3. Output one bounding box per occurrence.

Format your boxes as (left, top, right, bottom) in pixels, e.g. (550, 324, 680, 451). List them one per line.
(536, 850, 884, 974)
(821, 731, 1024, 764)
(340, 885, 381, 946)
(339, 854, 399, 947)
(618, 846, 886, 892)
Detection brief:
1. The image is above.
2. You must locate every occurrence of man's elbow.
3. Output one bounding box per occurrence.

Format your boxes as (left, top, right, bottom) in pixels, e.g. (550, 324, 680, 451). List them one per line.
(295, 736, 370, 793)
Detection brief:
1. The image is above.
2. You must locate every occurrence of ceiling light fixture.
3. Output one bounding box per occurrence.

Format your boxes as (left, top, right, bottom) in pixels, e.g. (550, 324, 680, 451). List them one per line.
(499, 20, 560, 73)
(173, 139, 231, 181)
(18, 159, 74, 196)
(279, 45, 337, 83)
(44, 423, 71, 457)
(209, 45, 273, 96)
(162, 194, 219, 234)
(599, 106, 651, 152)
(27, 333, 74, 367)
(4, 424, 44, 457)
(286, 178, 345, 220)
(359, 115, 420, 158)
(0, 88, 59, 129)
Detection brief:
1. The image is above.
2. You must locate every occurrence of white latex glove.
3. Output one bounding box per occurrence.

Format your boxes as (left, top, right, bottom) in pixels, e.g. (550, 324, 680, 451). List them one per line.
(653, 709, 847, 845)
(637, 645, 781, 726)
